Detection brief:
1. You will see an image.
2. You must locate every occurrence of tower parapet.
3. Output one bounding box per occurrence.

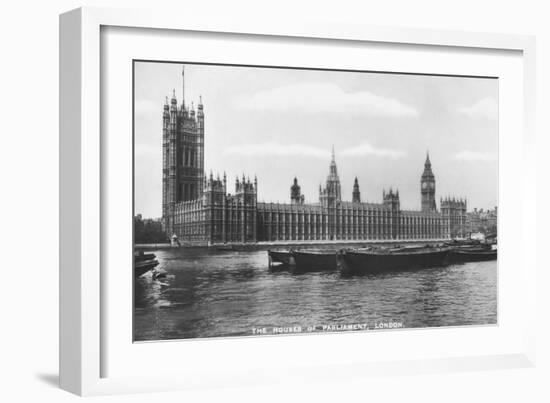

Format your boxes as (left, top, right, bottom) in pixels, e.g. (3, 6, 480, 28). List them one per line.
(162, 65, 205, 236)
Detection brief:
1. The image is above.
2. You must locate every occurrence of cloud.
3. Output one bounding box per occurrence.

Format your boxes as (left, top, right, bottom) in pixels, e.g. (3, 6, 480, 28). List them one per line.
(453, 150, 497, 162)
(457, 97, 498, 120)
(223, 141, 405, 160)
(135, 99, 159, 116)
(341, 141, 406, 159)
(235, 82, 418, 118)
(223, 143, 330, 159)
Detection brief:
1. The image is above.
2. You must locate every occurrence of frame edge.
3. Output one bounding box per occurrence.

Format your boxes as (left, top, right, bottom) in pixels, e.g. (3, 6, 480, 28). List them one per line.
(60, 6, 538, 395)
(59, 7, 83, 396)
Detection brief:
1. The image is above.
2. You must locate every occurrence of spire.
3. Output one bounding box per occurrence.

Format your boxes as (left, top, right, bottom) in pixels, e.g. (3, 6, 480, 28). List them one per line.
(422, 150, 434, 180)
(181, 65, 185, 109)
(197, 95, 204, 114)
(328, 146, 338, 177)
(352, 177, 361, 203)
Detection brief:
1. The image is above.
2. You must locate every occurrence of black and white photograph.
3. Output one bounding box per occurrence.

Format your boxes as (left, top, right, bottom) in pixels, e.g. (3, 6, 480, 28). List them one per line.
(133, 60, 498, 342)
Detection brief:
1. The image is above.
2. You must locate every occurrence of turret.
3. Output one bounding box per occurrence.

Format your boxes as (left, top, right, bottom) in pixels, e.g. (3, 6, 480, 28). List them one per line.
(163, 96, 169, 115)
(383, 187, 400, 211)
(352, 177, 361, 203)
(170, 89, 177, 107)
(290, 177, 303, 204)
(169, 89, 178, 125)
(197, 95, 204, 118)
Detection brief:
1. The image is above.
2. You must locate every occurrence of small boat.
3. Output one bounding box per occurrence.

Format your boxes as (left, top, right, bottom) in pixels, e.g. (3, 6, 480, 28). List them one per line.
(449, 248, 497, 262)
(134, 251, 159, 277)
(337, 247, 450, 275)
(152, 269, 167, 280)
(291, 250, 337, 272)
(135, 252, 157, 263)
(268, 250, 293, 266)
(444, 239, 482, 247)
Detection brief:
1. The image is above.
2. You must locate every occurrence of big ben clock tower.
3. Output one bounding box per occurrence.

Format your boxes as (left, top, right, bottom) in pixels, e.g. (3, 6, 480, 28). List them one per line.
(421, 152, 437, 212)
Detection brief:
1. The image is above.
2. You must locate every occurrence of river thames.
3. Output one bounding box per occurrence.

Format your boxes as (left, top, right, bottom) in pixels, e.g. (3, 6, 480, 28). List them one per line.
(134, 248, 497, 341)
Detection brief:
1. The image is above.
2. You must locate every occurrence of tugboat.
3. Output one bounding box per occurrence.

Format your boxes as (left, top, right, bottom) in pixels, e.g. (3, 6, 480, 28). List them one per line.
(337, 246, 450, 275)
(134, 250, 159, 277)
(444, 237, 497, 263)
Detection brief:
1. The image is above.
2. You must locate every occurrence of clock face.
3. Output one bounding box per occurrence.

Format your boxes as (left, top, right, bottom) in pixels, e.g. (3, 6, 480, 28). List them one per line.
(422, 182, 428, 190)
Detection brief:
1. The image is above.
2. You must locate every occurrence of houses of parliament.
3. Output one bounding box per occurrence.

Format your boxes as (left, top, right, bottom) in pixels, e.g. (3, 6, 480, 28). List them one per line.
(161, 68, 467, 245)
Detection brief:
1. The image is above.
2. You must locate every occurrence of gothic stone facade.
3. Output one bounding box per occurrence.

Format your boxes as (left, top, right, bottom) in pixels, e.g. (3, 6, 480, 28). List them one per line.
(161, 70, 467, 245)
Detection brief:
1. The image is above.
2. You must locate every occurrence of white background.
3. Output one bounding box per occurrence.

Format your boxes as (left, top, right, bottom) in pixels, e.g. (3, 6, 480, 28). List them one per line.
(1, 0, 548, 402)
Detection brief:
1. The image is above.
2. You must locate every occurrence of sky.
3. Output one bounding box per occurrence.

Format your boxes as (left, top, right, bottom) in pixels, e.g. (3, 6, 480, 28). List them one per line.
(134, 61, 498, 219)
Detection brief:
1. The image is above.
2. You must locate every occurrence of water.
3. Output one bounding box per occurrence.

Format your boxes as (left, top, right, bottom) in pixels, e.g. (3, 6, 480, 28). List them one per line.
(134, 248, 497, 341)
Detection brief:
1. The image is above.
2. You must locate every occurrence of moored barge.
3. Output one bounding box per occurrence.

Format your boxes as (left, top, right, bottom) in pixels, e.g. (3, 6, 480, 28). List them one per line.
(291, 250, 338, 272)
(337, 247, 450, 275)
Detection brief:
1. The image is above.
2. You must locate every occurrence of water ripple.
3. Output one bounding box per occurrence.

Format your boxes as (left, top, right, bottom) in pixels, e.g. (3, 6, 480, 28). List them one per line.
(134, 248, 497, 341)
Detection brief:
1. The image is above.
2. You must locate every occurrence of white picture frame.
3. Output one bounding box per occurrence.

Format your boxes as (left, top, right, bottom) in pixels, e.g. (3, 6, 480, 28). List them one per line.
(60, 7, 537, 396)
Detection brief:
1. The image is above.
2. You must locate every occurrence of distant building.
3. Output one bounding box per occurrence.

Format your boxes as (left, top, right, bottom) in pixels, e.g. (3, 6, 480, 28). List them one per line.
(161, 69, 467, 245)
(466, 207, 498, 234)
